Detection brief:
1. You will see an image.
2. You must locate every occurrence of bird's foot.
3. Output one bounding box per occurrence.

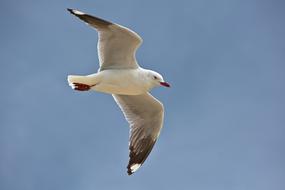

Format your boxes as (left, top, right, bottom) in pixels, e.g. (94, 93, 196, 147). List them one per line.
(71, 83, 95, 91)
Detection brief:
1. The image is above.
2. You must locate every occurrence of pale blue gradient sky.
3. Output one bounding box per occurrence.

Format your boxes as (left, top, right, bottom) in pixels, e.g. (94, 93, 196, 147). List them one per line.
(1, 0, 285, 190)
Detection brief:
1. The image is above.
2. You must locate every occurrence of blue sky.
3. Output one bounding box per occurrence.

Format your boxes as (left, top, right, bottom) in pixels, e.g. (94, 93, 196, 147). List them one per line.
(1, 0, 285, 190)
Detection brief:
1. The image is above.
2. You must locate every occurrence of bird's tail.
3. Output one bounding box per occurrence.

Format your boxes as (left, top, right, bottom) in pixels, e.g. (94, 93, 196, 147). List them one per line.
(67, 74, 98, 89)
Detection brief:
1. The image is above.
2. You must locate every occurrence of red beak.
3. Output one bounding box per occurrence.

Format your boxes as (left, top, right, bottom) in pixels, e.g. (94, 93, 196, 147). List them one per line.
(160, 82, 171, 87)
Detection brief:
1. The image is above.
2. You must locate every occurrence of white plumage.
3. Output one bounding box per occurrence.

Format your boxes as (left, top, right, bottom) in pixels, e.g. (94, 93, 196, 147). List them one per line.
(67, 8, 170, 175)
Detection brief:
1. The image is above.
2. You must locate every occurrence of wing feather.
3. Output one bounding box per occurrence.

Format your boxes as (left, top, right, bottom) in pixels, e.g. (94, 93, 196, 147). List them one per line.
(113, 93, 164, 175)
(68, 9, 142, 70)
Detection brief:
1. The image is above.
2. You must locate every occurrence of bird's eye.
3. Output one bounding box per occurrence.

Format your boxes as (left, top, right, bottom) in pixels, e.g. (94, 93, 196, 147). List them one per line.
(153, 76, 158, 80)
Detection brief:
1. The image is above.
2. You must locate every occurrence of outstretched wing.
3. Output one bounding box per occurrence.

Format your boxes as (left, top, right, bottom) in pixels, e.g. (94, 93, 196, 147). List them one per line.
(113, 93, 164, 175)
(67, 9, 142, 70)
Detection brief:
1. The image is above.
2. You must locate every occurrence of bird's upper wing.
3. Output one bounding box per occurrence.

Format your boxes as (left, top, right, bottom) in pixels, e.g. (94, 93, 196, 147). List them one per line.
(112, 93, 164, 175)
(67, 9, 142, 71)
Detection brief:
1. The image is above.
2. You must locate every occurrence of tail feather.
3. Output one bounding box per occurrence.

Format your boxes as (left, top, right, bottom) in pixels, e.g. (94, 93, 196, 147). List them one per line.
(67, 75, 97, 87)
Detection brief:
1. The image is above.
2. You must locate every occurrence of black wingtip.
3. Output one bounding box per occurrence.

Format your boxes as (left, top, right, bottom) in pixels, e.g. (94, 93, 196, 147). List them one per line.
(67, 8, 81, 16)
(127, 169, 133, 176)
(127, 165, 135, 175)
(67, 8, 73, 13)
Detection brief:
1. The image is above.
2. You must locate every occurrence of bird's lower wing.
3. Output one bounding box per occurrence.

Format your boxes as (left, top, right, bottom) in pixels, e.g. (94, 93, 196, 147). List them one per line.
(112, 93, 164, 175)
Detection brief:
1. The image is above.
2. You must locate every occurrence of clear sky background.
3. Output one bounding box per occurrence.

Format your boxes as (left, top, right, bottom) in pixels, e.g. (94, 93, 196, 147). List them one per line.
(1, 0, 285, 190)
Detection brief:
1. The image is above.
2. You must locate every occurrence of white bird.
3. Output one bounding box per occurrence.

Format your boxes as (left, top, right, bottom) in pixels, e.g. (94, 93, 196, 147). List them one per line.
(67, 8, 170, 175)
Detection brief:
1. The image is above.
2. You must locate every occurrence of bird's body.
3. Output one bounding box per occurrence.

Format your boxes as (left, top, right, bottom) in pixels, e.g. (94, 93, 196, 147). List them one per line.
(67, 8, 170, 175)
(69, 68, 155, 95)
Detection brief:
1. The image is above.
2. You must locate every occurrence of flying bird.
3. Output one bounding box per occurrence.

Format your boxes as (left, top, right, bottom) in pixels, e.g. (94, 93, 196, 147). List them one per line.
(67, 8, 170, 175)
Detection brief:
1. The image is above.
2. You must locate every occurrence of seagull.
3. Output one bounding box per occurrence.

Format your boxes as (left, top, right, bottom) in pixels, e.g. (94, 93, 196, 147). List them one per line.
(67, 8, 170, 175)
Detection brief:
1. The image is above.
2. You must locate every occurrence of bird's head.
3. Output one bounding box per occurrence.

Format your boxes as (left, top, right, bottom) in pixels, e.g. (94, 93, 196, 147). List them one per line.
(147, 70, 170, 88)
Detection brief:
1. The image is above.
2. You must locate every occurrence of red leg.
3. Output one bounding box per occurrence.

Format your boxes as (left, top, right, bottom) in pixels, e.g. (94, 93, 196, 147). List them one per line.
(72, 83, 95, 91)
